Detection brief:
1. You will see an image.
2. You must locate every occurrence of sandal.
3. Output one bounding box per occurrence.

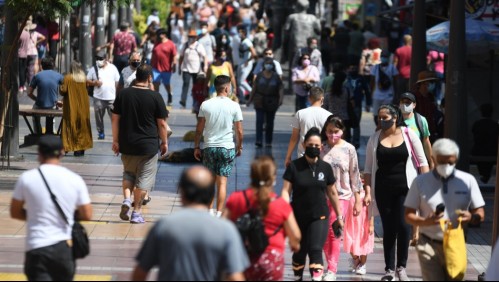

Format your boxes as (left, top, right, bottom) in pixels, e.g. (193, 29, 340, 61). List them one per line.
(142, 196, 152, 206)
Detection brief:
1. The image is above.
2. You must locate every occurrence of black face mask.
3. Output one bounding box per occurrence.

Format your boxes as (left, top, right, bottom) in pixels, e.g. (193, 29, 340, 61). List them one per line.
(131, 61, 141, 68)
(305, 146, 321, 159)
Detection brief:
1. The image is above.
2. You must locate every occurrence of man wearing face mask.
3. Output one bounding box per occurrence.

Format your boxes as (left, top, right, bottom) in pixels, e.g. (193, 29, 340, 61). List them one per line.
(404, 138, 485, 281)
(179, 29, 208, 108)
(399, 92, 434, 169)
(252, 48, 283, 78)
(414, 70, 441, 143)
(197, 22, 216, 64)
(118, 52, 143, 92)
(87, 52, 121, 140)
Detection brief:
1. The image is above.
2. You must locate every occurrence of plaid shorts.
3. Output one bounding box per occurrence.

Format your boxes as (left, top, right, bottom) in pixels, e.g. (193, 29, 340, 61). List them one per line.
(202, 147, 236, 177)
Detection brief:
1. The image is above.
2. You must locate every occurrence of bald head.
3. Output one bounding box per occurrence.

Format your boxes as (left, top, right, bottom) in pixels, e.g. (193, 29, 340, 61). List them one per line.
(179, 166, 215, 206)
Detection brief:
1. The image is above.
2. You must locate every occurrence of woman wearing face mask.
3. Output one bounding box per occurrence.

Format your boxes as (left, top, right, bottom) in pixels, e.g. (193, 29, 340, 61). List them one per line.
(216, 34, 233, 63)
(282, 127, 343, 282)
(118, 52, 144, 92)
(247, 57, 284, 148)
(225, 156, 301, 281)
(364, 104, 429, 281)
(292, 53, 321, 112)
(206, 48, 237, 98)
(319, 116, 367, 281)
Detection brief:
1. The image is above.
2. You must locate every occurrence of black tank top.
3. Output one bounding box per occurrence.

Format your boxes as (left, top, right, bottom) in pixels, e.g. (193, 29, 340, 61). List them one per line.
(375, 141, 409, 192)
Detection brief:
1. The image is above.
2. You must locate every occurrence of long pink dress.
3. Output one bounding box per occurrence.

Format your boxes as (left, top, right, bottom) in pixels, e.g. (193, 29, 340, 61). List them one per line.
(343, 191, 375, 256)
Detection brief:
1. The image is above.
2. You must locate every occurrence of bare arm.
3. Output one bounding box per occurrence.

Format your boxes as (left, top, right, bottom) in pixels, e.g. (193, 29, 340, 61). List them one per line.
(422, 137, 434, 170)
(178, 55, 184, 75)
(283, 212, 301, 252)
(228, 63, 237, 92)
(111, 113, 120, 155)
(131, 265, 148, 281)
(234, 121, 243, 157)
(194, 117, 206, 161)
(28, 86, 36, 101)
(157, 118, 169, 157)
(281, 180, 293, 203)
(10, 199, 26, 221)
(285, 128, 300, 167)
(226, 272, 245, 281)
(405, 207, 442, 227)
(76, 204, 93, 221)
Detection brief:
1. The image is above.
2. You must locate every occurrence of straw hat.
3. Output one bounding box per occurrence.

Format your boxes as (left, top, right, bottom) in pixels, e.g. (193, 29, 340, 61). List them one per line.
(416, 70, 439, 84)
(25, 20, 37, 31)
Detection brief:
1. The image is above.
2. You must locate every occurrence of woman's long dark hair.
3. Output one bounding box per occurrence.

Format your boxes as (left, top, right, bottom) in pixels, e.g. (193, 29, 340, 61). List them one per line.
(321, 115, 345, 142)
(250, 156, 277, 217)
(332, 71, 347, 97)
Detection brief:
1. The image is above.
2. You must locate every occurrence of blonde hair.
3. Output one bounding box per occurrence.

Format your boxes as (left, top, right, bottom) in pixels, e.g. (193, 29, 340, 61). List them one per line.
(70, 61, 86, 83)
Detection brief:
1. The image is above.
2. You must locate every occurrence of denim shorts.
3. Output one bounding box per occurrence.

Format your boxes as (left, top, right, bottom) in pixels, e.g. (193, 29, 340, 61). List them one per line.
(153, 69, 173, 85)
(202, 147, 236, 177)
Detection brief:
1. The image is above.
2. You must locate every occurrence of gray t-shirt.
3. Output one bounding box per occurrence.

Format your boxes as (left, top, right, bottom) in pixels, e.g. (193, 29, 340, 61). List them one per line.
(136, 209, 249, 281)
(404, 170, 485, 241)
(291, 106, 333, 157)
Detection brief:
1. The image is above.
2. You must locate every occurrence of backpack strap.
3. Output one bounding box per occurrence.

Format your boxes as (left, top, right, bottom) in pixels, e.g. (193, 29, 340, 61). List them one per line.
(242, 189, 251, 209)
(414, 112, 425, 142)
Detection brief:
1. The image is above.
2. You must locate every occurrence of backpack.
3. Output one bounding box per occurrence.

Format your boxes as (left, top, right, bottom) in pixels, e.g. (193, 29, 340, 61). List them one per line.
(377, 65, 392, 91)
(413, 112, 425, 143)
(235, 190, 280, 256)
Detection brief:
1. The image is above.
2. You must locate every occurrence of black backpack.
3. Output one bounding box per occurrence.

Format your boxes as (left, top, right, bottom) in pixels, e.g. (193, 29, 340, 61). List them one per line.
(377, 65, 392, 91)
(235, 190, 280, 256)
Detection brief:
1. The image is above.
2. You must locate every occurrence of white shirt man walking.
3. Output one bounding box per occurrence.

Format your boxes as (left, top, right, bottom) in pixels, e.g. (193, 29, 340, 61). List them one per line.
(194, 75, 244, 217)
(405, 138, 485, 281)
(10, 136, 93, 281)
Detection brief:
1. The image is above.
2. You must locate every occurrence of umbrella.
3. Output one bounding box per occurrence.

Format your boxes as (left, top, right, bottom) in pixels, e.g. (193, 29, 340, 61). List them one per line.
(426, 19, 499, 54)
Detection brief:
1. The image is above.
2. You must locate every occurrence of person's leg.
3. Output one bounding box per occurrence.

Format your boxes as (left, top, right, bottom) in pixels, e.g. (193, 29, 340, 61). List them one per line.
(24, 248, 52, 281)
(375, 189, 397, 272)
(265, 110, 276, 145)
(19, 58, 28, 89)
(131, 154, 159, 223)
(49, 39, 58, 60)
(395, 193, 411, 269)
(477, 163, 492, 183)
(215, 175, 228, 213)
(120, 155, 136, 221)
(32, 105, 42, 134)
(93, 98, 105, 136)
(27, 55, 37, 84)
(353, 105, 362, 147)
(45, 116, 54, 135)
(324, 199, 350, 274)
(238, 62, 253, 100)
(49, 241, 76, 281)
(180, 71, 191, 106)
(309, 218, 329, 280)
(416, 235, 448, 281)
(163, 72, 174, 105)
(255, 109, 264, 146)
(292, 217, 310, 281)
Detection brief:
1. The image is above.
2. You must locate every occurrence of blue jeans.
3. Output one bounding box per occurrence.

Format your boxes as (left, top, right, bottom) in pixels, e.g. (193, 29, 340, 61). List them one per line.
(256, 109, 277, 145)
(295, 95, 309, 112)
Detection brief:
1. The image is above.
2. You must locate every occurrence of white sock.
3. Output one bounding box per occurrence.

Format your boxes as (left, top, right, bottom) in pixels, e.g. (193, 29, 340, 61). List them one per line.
(216, 211, 222, 218)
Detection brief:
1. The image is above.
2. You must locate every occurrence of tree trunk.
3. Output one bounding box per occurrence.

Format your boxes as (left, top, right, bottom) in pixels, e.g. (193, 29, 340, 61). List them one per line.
(108, 0, 118, 42)
(0, 11, 29, 159)
(79, 0, 92, 72)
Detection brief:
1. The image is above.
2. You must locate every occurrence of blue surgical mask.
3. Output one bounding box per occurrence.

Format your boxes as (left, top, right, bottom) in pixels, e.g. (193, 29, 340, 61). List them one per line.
(264, 64, 274, 71)
(427, 82, 436, 93)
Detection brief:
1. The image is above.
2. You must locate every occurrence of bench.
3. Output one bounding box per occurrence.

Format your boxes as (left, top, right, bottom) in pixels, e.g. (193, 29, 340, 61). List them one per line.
(19, 108, 63, 147)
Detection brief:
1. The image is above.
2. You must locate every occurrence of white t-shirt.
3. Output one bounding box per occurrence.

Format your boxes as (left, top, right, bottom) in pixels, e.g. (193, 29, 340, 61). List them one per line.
(231, 35, 242, 66)
(198, 34, 216, 63)
(239, 38, 254, 62)
(87, 63, 121, 101)
(13, 164, 91, 251)
(181, 42, 206, 74)
(291, 106, 333, 157)
(147, 15, 160, 26)
(370, 64, 398, 101)
(121, 66, 136, 88)
(199, 96, 243, 149)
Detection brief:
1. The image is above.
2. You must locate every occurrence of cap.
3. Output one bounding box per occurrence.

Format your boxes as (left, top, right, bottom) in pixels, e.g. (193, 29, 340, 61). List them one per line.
(95, 50, 106, 60)
(400, 92, 416, 103)
(416, 70, 439, 84)
(38, 135, 63, 157)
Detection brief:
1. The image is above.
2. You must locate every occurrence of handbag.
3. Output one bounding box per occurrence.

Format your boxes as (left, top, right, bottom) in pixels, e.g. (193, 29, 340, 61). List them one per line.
(403, 127, 422, 174)
(440, 218, 467, 280)
(38, 168, 90, 259)
(87, 65, 99, 97)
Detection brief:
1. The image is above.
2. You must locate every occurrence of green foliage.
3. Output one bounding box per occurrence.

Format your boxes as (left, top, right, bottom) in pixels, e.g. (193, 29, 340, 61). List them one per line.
(133, 11, 148, 35)
(140, 0, 172, 28)
(6, 0, 73, 20)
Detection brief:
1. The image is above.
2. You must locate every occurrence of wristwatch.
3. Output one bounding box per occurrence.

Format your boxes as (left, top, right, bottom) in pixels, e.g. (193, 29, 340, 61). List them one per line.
(337, 215, 344, 221)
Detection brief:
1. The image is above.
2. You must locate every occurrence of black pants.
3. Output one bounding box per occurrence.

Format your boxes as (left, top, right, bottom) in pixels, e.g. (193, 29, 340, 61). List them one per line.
(375, 188, 411, 271)
(25, 241, 75, 281)
(293, 216, 329, 276)
(19, 57, 28, 87)
(49, 40, 59, 61)
(113, 54, 129, 74)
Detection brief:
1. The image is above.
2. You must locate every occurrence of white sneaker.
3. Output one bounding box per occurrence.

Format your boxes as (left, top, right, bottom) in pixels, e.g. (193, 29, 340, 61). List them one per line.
(396, 267, 410, 281)
(381, 270, 396, 281)
(209, 209, 217, 216)
(356, 264, 367, 275)
(216, 211, 222, 218)
(348, 258, 359, 272)
(322, 271, 337, 281)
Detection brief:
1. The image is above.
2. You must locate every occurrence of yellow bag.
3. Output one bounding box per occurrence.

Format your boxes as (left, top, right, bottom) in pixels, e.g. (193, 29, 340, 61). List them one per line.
(440, 218, 467, 281)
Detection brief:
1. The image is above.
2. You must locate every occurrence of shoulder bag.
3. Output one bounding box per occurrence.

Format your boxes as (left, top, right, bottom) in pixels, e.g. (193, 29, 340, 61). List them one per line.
(38, 168, 90, 259)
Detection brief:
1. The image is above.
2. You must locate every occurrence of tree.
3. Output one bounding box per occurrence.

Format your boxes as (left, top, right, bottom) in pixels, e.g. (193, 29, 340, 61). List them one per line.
(0, 0, 130, 161)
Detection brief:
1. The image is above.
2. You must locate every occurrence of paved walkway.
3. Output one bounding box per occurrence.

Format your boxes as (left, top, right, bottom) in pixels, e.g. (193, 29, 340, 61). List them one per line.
(0, 72, 495, 281)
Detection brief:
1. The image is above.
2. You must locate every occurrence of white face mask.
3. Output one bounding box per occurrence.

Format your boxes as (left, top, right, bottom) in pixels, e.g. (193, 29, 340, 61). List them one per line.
(436, 164, 455, 179)
(96, 60, 105, 68)
(400, 103, 414, 114)
(201, 28, 208, 34)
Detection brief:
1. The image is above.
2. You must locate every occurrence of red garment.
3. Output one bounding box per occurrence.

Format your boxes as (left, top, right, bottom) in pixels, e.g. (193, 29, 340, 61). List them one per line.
(226, 188, 292, 254)
(192, 82, 206, 106)
(47, 21, 59, 41)
(415, 90, 437, 135)
(151, 40, 177, 72)
(112, 31, 137, 56)
(395, 45, 412, 79)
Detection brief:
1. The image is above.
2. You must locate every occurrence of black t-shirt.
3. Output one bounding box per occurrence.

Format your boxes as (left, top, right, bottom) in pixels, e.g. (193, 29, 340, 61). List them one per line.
(113, 87, 168, 156)
(283, 157, 336, 220)
(375, 142, 409, 193)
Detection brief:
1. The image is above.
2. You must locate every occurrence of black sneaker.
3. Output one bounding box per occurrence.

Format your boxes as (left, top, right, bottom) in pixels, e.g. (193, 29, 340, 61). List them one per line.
(255, 142, 263, 148)
(179, 101, 186, 108)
